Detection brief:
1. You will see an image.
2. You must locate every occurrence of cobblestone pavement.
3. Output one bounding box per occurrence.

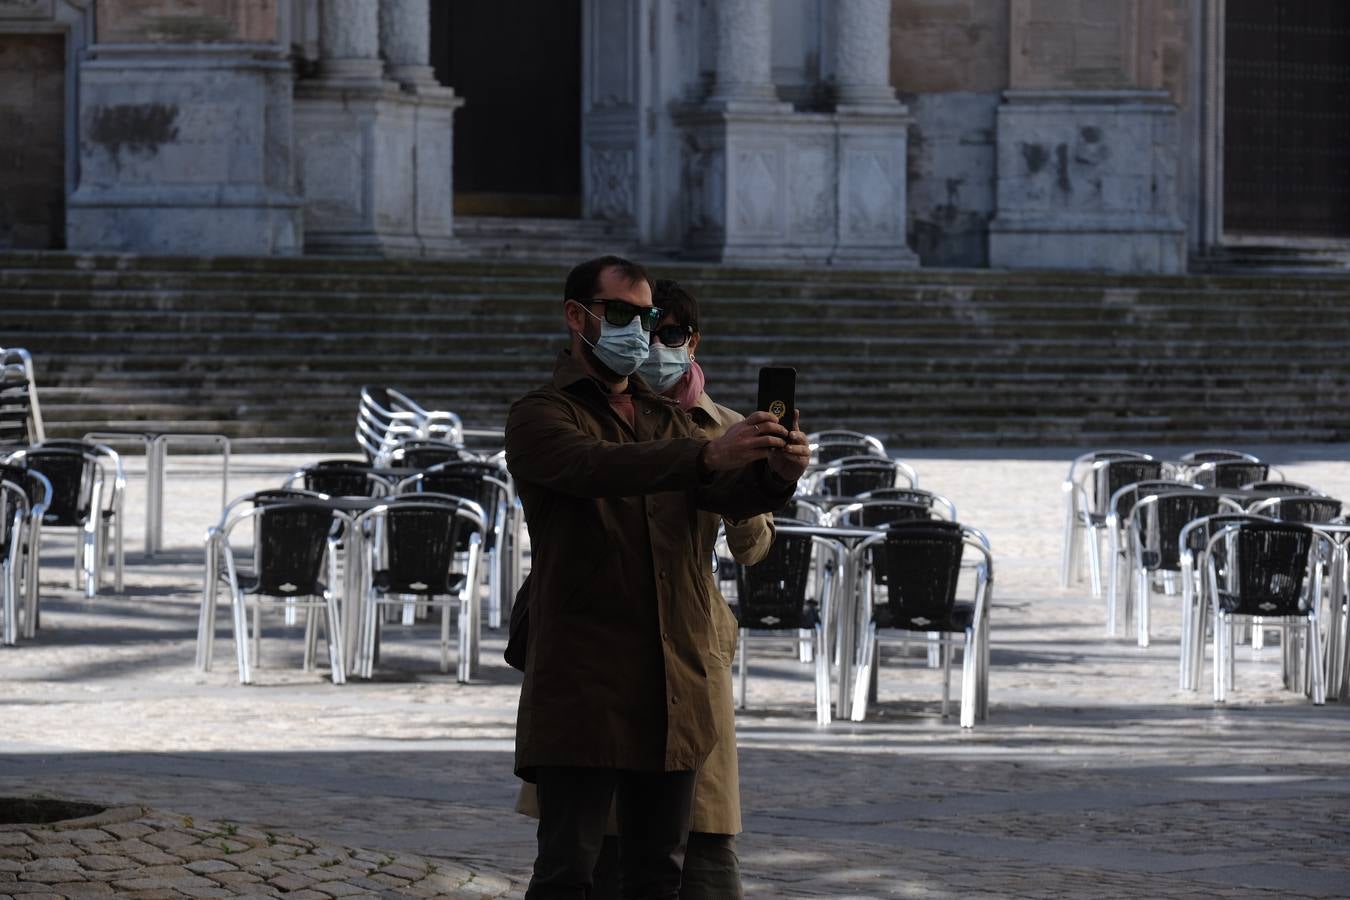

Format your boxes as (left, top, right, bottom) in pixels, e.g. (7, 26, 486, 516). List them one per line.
(2, 448, 1350, 898)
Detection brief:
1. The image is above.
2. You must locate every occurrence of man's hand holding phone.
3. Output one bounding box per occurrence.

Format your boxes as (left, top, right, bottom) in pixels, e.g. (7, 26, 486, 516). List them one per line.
(701, 411, 789, 471)
(765, 408, 809, 482)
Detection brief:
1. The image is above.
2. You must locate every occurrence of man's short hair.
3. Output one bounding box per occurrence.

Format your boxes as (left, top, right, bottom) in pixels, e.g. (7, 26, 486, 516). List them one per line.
(563, 255, 653, 303)
(653, 279, 699, 332)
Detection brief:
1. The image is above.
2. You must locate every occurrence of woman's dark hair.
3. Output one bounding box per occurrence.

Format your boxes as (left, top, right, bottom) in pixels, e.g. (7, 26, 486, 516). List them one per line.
(652, 279, 699, 332)
(563, 255, 652, 302)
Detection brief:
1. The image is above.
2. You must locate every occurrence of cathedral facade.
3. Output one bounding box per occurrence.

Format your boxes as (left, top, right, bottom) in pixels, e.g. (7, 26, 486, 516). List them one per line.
(1, 0, 1346, 272)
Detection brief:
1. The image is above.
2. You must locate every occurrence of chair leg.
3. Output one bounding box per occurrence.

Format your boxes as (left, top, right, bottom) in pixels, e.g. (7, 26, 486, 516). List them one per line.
(24, 526, 40, 639)
(849, 624, 877, 724)
(1137, 566, 1151, 648)
(114, 507, 124, 595)
(1085, 523, 1103, 599)
(440, 602, 452, 674)
(325, 590, 346, 685)
(2, 564, 14, 646)
(1308, 617, 1325, 705)
(960, 627, 977, 728)
(82, 523, 97, 600)
(1106, 525, 1120, 636)
(458, 597, 471, 684)
(814, 624, 831, 726)
(940, 638, 952, 718)
(1060, 492, 1077, 588)
(232, 590, 251, 685)
(737, 629, 748, 710)
(251, 604, 262, 669)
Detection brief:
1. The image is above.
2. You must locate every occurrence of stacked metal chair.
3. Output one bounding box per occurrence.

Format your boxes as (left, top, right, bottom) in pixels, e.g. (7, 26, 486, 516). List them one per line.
(356, 386, 463, 464)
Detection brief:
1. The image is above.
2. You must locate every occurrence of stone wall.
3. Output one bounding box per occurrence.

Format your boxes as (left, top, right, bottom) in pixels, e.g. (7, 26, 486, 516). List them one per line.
(96, 0, 276, 43)
(891, 0, 1007, 267)
(0, 33, 64, 249)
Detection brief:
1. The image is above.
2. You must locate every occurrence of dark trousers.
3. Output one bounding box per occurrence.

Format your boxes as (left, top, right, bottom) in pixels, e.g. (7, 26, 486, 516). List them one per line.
(592, 832, 743, 900)
(526, 766, 696, 900)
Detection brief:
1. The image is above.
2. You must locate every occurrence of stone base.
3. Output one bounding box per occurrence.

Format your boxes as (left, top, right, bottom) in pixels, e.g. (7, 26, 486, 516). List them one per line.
(676, 103, 918, 268)
(66, 43, 302, 256)
(988, 90, 1185, 274)
(67, 187, 301, 256)
(294, 78, 462, 258)
(989, 216, 1185, 273)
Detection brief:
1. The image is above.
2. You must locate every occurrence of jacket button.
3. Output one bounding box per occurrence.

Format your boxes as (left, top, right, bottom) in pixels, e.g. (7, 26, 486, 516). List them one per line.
(662, 631, 670, 642)
(659, 570, 668, 580)
(671, 695, 680, 705)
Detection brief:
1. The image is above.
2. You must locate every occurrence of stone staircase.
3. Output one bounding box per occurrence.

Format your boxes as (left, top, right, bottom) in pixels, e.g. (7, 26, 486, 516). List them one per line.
(3, 251, 1350, 449)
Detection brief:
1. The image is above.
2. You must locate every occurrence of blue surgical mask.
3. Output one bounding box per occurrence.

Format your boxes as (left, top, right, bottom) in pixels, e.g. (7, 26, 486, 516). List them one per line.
(577, 307, 651, 377)
(639, 344, 691, 393)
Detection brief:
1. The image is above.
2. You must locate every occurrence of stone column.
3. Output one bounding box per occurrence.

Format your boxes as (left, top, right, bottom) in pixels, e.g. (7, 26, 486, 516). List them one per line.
(319, 0, 382, 84)
(708, 0, 782, 108)
(833, 0, 901, 108)
(380, 0, 436, 87)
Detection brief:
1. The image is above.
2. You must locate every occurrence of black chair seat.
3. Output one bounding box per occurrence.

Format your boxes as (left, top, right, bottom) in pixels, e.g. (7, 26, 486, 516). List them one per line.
(372, 570, 466, 596)
(239, 574, 327, 597)
(875, 600, 974, 632)
(1217, 591, 1304, 617)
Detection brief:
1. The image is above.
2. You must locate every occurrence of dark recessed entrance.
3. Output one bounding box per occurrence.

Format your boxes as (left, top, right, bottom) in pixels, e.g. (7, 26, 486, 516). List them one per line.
(432, 0, 582, 219)
(0, 33, 66, 249)
(1223, 0, 1350, 238)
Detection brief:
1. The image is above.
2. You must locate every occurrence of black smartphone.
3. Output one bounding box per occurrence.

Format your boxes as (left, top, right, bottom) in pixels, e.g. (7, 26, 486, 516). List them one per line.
(757, 366, 796, 428)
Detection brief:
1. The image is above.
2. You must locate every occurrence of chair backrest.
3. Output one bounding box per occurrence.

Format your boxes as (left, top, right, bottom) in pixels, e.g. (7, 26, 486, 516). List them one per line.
(1244, 481, 1321, 496)
(17, 448, 98, 527)
(1181, 512, 1272, 559)
(34, 439, 124, 511)
(0, 478, 28, 551)
(1065, 449, 1152, 488)
(809, 430, 887, 466)
(775, 497, 827, 524)
(873, 521, 967, 631)
(413, 461, 508, 523)
(389, 440, 471, 470)
(1181, 448, 1260, 463)
(856, 487, 957, 520)
(833, 500, 936, 528)
(357, 385, 463, 462)
(1208, 521, 1313, 617)
(1252, 496, 1343, 524)
(735, 530, 819, 630)
(0, 348, 44, 450)
(1091, 459, 1164, 516)
(370, 502, 483, 595)
(252, 502, 336, 597)
(1111, 478, 1195, 524)
(1136, 492, 1223, 572)
(0, 463, 51, 516)
(815, 459, 915, 497)
(299, 461, 385, 498)
(1192, 461, 1270, 490)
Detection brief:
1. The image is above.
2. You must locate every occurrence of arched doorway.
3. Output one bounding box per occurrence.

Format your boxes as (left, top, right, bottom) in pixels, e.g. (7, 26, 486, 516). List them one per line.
(432, 0, 583, 219)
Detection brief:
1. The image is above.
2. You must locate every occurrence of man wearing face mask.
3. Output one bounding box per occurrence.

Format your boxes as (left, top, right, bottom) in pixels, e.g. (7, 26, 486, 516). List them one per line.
(505, 256, 810, 899)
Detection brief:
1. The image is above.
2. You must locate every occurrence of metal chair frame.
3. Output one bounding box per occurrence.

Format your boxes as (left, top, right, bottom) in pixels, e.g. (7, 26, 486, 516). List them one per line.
(807, 430, 888, 468)
(850, 524, 993, 727)
(1059, 450, 1153, 591)
(1247, 495, 1344, 525)
(353, 498, 485, 683)
(35, 439, 127, 594)
(357, 386, 463, 464)
(0, 466, 50, 641)
(1204, 522, 1325, 705)
(0, 479, 29, 645)
(0, 348, 45, 451)
(809, 457, 919, 497)
(734, 530, 843, 726)
(4, 447, 104, 600)
(855, 487, 957, 521)
(215, 501, 348, 685)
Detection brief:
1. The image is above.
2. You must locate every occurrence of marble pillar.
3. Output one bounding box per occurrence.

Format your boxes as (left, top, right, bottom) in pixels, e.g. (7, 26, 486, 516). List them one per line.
(833, 0, 900, 109)
(294, 0, 461, 256)
(707, 0, 782, 109)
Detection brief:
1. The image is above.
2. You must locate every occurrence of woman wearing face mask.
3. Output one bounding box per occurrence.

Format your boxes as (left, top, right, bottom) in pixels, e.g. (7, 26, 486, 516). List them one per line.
(636, 278, 774, 900)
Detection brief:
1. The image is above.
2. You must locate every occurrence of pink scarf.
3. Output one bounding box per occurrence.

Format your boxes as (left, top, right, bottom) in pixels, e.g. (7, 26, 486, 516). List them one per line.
(672, 360, 706, 411)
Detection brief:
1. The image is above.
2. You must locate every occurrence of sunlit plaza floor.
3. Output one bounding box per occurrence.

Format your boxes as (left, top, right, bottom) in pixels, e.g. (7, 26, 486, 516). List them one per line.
(3, 448, 1350, 898)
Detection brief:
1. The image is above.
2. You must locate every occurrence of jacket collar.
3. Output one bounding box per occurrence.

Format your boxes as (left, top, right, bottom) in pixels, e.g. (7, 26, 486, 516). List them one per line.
(687, 391, 722, 427)
(552, 349, 662, 403)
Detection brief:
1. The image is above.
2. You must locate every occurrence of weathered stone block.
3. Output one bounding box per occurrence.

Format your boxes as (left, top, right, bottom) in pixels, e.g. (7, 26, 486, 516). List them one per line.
(904, 90, 999, 266)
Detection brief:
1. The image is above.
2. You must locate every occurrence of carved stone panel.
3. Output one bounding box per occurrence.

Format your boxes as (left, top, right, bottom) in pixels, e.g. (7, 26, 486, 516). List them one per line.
(0, 0, 53, 20)
(586, 144, 636, 222)
(730, 145, 783, 236)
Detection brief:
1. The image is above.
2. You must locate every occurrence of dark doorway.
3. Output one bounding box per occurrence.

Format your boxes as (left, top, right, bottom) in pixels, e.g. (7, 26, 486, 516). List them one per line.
(0, 34, 66, 249)
(432, 0, 583, 218)
(1223, 0, 1350, 238)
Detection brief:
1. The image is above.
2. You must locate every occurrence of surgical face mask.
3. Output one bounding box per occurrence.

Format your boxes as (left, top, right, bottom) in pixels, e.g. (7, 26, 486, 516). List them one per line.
(639, 344, 691, 393)
(576, 305, 651, 377)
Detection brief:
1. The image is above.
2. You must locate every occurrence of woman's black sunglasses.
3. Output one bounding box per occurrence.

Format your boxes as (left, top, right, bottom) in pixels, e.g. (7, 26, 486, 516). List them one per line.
(584, 299, 663, 333)
(650, 324, 694, 348)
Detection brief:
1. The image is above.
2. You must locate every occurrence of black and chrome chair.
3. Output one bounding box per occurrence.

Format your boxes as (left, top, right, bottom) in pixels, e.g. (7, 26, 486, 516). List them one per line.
(1205, 521, 1324, 704)
(34, 439, 127, 594)
(285, 460, 393, 498)
(1248, 496, 1343, 525)
(734, 527, 843, 725)
(1190, 460, 1273, 490)
(0, 464, 50, 640)
(401, 460, 513, 629)
(0, 476, 30, 645)
(0, 348, 45, 454)
(357, 386, 463, 464)
(1104, 479, 1200, 634)
(1243, 481, 1323, 497)
(851, 521, 992, 727)
(5, 446, 103, 599)
(353, 497, 485, 682)
(1060, 450, 1153, 589)
(387, 439, 474, 470)
(216, 500, 347, 685)
(1072, 457, 1165, 600)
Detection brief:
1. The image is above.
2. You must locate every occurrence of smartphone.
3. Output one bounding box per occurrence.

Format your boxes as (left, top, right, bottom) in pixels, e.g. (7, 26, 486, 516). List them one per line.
(757, 366, 796, 428)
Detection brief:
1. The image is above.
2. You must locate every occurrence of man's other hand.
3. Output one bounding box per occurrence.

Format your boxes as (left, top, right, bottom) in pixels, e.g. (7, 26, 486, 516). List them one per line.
(701, 411, 789, 471)
(766, 409, 809, 482)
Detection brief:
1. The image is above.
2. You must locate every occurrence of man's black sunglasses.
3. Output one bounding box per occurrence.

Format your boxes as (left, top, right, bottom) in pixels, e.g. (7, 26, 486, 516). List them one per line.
(583, 299, 663, 332)
(650, 324, 694, 348)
